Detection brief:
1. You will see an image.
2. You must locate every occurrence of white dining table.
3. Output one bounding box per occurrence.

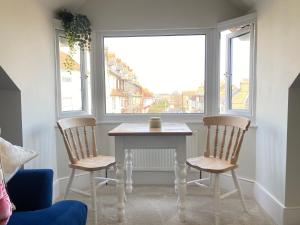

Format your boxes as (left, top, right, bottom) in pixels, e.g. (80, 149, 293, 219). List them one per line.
(108, 122, 192, 222)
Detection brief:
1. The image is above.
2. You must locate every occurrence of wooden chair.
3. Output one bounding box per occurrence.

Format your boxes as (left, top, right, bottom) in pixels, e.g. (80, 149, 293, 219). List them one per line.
(57, 117, 117, 225)
(186, 115, 250, 225)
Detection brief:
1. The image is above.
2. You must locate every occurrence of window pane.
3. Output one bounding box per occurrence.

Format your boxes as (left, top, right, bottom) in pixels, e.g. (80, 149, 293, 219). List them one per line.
(230, 32, 250, 110)
(219, 30, 231, 113)
(219, 27, 251, 112)
(103, 35, 205, 114)
(58, 36, 83, 111)
(85, 50, 92, 114)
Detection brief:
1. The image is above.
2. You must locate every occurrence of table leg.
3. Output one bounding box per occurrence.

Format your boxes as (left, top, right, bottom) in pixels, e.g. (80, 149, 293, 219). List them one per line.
(90, 171, 97, 225)
(174, 151, 178, 193)
(115, 137, 125, 222)
(175, 137, 187, 222)
(214, 174, 221, 225)
(125, 149, 133, 193)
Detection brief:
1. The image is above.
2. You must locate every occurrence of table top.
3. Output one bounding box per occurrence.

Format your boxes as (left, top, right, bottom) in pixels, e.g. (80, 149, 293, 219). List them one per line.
(108, 123, 193, 136)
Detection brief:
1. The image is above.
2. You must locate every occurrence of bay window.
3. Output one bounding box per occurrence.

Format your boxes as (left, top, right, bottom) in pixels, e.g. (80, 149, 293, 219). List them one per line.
(55, 14, 256, 121)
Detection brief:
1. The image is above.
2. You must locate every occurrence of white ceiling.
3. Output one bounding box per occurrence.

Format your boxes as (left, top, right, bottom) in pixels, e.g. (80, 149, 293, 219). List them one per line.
(38, 0, 256, 12)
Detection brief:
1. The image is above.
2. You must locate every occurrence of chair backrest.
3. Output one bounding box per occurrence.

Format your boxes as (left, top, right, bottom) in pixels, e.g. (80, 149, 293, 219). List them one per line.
(203, 116, 250, 164)
(57, 117, 97, 164)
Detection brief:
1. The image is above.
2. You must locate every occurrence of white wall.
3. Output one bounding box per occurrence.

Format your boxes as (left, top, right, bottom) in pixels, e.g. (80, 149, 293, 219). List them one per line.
(0, 0, 57, 174)
(255, 0, 300, 224)
(54, 0, 258, 196)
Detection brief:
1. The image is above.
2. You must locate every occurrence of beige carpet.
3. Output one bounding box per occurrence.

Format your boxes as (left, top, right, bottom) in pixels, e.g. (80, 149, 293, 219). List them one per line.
(66, 185, 275, 225)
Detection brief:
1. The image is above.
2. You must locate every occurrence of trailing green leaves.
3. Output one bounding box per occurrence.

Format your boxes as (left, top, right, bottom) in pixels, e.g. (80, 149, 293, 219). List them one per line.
(56, 10, 92, 73)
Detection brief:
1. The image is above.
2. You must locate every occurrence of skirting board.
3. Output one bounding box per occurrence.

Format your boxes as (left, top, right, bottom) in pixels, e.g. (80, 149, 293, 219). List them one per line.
(254, 182, 300, 225)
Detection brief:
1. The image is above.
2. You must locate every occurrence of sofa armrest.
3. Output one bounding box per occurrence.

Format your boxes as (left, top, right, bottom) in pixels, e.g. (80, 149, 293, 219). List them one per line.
(7, 169, 53, 211)
(8, 200, 87, 225)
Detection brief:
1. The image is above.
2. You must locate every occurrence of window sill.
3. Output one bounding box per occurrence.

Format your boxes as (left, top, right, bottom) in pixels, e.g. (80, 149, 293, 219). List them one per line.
(98, 113, 206, 124)
(96, 114, 257, 128)
(57, 111, 94, 120)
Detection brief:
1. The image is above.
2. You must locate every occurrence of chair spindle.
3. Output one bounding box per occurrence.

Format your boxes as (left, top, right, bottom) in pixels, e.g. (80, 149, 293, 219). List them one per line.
(92, 126, 97, 157)
(84, 126, 90, 157)
(225, 127, 235, 160)
(231, 131, 245, 164)
(213, 125, 219, 158)
(220, 125, 227, 159)
(76, 127, 85, 159)
(204, 125, 211, 157)
(63, 130, 76, 163)
(69, 128, 80, 160)
(232, 128, 241, 161)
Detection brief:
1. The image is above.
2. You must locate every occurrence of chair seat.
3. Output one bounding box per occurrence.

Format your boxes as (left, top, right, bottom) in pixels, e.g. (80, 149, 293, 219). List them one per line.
(186, 156, 238, 173)
(69, 155, 115, 171)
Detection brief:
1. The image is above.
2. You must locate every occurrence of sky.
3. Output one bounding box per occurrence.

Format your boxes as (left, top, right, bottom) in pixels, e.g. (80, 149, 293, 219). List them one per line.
(220, 30, 250, 88)
(104, 35, 206, 94)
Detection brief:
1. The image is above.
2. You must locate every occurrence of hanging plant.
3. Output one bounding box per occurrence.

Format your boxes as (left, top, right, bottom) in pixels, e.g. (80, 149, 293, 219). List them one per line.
(56, 10, 92, 73)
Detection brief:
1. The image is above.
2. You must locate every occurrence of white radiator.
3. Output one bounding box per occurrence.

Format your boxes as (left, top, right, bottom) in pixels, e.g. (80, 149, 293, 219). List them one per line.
(131, 130, 200, 171)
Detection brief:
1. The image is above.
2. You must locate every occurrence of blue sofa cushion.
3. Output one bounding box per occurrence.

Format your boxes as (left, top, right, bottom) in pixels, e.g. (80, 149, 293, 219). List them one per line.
(7, 200, 87, 225)
(7, 169, 53, 211)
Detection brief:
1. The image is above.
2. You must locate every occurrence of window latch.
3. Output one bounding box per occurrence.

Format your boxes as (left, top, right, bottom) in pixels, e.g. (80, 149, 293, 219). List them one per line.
(82, 74, 89, 79)
(224, 72, 231, 77)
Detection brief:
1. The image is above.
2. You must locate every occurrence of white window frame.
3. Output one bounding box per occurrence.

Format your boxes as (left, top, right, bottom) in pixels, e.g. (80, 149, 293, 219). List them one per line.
(225, 26, 251, 112)
(217, 13, 257, 118)
(95, 29, 217, 123)
(54, 29, 93, 118)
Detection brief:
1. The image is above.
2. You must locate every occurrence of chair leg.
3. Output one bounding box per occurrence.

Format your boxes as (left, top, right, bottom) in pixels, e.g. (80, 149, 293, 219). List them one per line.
(187, 165, 191, 174)
(105, 168, 108, 186)
(90, 171, 97, 225)
(214, 174, 221, 225)
(231, 170, 248, 212)
(64, 168, 75, 199)
(208, 173, 214, 195)
(113, 164, 117, 174)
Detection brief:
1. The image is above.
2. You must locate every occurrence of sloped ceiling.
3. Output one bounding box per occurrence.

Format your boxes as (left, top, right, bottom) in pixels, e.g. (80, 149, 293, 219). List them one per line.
(0, 66, 20, 91)
(290, 73, 300, 89)
(38, 0, 256, 12)
(227, 0, 257, 12)
(38, 0, 87, 11)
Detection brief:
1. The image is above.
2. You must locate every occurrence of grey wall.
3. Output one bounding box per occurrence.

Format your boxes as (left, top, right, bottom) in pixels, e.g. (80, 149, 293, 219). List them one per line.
(0, 67, 22, 145)
(0, 90, 22, 145)
(286, 74, 300, 207)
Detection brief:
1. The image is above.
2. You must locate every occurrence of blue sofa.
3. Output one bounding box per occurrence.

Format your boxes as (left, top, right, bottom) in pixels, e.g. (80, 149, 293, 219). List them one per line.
(6, 169, 87, 225)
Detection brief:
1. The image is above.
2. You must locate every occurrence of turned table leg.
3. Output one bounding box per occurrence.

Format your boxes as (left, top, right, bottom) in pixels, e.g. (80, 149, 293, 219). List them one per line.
(115, 137, 125, 222)
(175, 137, 187, 222)
(125, 149, 133, 193)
